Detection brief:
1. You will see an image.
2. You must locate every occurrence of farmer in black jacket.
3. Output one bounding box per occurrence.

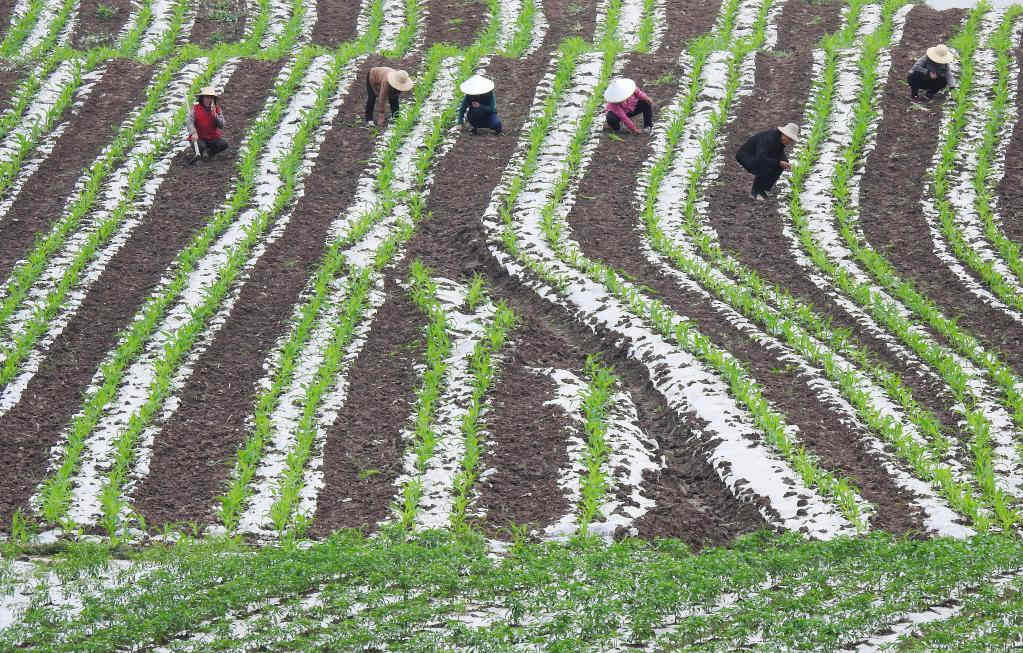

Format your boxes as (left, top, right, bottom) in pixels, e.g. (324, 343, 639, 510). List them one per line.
(907, 43, 955, 101)
(735, 122, 799, 201)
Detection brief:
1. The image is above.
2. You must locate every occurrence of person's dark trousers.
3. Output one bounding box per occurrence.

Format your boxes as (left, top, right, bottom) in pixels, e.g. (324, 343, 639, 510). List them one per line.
(468, 109, 502, 134)
(605, 99, 653, 131)
(364, 74, 400, 122)
(198, 137, 228, 158)
(736, 150, 782, 196)
(907, 70, 947, 98)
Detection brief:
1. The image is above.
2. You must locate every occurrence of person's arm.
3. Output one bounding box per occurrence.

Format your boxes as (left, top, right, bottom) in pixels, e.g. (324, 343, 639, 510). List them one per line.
(608, 102, 639, 133)
(456, 94, 470, 124)
(186, 105, 198, 140)
(943, 63, 955, 88)
(213, 102, 225, 128)
(635, 87, 652, 105)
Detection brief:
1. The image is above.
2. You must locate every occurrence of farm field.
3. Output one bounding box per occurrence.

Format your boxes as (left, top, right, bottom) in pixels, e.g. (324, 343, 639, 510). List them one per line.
(3, 0, 1023, 648)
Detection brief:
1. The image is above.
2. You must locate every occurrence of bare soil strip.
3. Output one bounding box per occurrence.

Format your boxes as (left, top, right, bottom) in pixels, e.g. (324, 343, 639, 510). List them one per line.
(998, 45, 1023, 245)
(71, 0, 133, 50)
(420, 0, 488, 49)
(310, 0, 360, 47)
(855, 7, 1023, 374)
(189, 0, 247, 46)
(703, 3, 968, 441)
(0, 60, 152, 285)
(308, 275, 429, 534)
(135, 57, 382, 529)
(0, 58, 280, 527)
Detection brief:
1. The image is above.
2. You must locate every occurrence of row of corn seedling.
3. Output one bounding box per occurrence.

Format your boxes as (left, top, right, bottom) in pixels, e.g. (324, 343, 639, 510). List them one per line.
(924, 8, 1023, 318)
(222, 3, 511, 537)
(27, 21, 340, 533)
(482, 15, 869, 536)
(779, 2, 1023, 527)
(638, 0, 988, 534)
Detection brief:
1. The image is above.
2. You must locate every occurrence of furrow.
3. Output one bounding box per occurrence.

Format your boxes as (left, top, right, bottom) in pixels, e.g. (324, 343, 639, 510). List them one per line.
(920, 11, 1023, 322)
(0, 58, 230, 420)
(395, 278, 499, 531)
(639, 3, 975, 534)
(539, 367, 659, 539)
(483, 46, 861, 538)
(778, 5, 1023, 506)
(230, 56, 462, 537)
(27, 52, 344, 529)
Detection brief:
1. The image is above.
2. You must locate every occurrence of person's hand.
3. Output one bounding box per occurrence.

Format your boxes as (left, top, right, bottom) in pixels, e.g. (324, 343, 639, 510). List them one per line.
(471, 101, 480, 108)
(780, 161, 791, 170)
(929, 71, 937, 79)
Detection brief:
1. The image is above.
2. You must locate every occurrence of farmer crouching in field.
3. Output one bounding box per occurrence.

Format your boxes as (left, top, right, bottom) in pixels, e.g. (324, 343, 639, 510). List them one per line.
(187, 86, 227, 165)
(365, 66, 414, 128)
(735, 122, 799, 201)
(908, 43, 955, 102)
(457, 74, 502, 135)
(604, 77, 653, 135)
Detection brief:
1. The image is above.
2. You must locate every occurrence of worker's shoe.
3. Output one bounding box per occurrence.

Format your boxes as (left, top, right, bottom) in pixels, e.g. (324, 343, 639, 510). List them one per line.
(750, 189, 763, 201)
(643, 125, 652, 134)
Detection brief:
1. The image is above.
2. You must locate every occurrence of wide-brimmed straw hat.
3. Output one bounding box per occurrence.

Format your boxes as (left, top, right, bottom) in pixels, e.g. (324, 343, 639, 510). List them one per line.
(460, 74, 494, 96)
(778, 122, 799, 142)
(195, 86, 219, 100)
(387, 69, 414, 92)
(604, 77, 637, 104)
(926, 43, 954, 64)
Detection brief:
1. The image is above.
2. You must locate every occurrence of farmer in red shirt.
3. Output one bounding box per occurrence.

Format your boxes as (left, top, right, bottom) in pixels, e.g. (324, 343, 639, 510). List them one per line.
(187, 86, 227, 164)
(604, 77, 653, 134)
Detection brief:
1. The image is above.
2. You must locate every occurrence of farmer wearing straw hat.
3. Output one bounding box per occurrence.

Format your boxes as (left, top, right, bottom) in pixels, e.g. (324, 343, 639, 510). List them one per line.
(186, 86, 227, 164)
(457, 74, 502, 135)
(735, 122, 799, 201)
(365, 66, 414, 128)
(604, 77, 653, 134)
(908, 43, 955, 101)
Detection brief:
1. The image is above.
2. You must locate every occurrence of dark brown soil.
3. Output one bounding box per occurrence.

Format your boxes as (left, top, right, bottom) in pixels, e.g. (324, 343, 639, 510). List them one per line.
(420, 0, 488, 49)
(859, 8, 1023, 376)
(0, 60, 152, 282)
(72, 0, 133, 50)
(137, 57, 384, 528)
(566, 2, 929, 535)
(310, 0, 360, 47)
(997, 45, 1023, 245)
(308, 276, 429, 534)
(546, 0, 597, 44)
(189, 0, 247, 46)
(0, 59, 279, 527)
(703, 5, 970, 447)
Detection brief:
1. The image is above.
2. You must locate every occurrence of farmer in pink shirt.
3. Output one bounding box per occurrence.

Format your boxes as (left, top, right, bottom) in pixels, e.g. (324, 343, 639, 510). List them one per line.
(604, 77, 653, 134)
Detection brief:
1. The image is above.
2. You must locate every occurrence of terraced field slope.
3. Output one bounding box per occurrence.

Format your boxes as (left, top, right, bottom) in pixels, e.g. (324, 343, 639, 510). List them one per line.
(3, 0, 1023, 649)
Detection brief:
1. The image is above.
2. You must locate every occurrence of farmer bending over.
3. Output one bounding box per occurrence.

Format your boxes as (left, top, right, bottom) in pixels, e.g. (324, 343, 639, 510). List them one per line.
(735, 122, 799, 201)
(908, 43, 955, 102)
(365, 66, 413, 128)
(187, 86, 227, 164)
(604, 77, 653, 134)
(457, 74, 502, 135)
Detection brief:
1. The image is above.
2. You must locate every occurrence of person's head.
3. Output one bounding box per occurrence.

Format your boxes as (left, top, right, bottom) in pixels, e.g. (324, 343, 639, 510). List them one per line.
(196, 86, 219, 108)
(604, 77, 637, 105)
(460, 74, 494, 98)
(926, 43, 954, 65)
(778, 122, 799, 146)
(387, 69, 414, 93)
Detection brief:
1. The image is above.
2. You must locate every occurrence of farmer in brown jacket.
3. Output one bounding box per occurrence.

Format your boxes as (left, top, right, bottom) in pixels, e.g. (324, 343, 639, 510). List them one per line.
(365, 66, 414, 128)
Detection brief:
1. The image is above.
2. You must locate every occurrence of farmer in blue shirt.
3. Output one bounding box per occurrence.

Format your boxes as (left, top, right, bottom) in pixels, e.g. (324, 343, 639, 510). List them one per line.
(457, 74, 502, 136)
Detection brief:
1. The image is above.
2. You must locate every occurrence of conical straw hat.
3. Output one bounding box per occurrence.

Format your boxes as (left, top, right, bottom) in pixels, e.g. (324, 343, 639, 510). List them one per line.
(604, 77, 636, 104)
(195, 86, 219, 100)
(926, 43, 954, 64)
(460, 74, 494, 95)
(778, 122, 799, 141)
(386, 69, 414, 91)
